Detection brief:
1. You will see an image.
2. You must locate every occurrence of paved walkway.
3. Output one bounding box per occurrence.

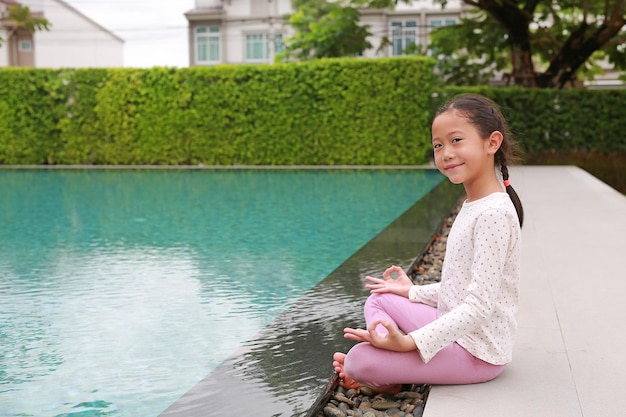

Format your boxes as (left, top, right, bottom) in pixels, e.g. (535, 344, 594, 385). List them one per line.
(424, 166, 626, 417)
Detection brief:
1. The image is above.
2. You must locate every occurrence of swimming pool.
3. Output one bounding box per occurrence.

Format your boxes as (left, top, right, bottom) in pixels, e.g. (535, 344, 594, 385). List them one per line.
(0, 168, 443, 417)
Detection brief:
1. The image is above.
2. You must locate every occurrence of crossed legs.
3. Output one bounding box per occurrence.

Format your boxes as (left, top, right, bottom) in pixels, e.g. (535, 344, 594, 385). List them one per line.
(333, 293, 504, 389)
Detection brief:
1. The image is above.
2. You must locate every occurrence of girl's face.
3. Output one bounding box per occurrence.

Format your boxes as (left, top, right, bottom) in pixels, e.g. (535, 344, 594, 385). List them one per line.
(431, 109, 501, 187)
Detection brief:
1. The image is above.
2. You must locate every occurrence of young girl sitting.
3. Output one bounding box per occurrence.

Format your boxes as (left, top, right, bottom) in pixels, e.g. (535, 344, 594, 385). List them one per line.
(333, 93, 524, 393)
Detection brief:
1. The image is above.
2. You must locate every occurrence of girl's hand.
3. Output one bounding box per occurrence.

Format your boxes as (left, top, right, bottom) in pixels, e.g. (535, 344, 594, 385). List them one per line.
(343, 319, 417, 352)
(364, 265, 412, 298)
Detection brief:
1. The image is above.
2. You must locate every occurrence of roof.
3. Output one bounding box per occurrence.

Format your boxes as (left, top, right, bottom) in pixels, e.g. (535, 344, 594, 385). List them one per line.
(57, 0, 124, 42)
(15, 0, 124, 43)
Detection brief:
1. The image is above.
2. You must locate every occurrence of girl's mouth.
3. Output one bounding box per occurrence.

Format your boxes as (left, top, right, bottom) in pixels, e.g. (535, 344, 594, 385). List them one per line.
(445, 163, 463, 171)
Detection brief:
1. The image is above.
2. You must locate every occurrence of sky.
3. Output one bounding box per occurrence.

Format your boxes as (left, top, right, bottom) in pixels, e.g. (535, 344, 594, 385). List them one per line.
(64, 0, 196, 68)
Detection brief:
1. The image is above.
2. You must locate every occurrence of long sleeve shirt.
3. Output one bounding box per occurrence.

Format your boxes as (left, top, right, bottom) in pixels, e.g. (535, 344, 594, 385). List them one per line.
(407, 192, 522, 365)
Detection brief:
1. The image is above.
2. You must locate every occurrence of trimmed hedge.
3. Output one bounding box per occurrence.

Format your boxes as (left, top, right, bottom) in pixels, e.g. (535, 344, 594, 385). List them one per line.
(2, 62, 625, 166)
(0, 57, 437, 165)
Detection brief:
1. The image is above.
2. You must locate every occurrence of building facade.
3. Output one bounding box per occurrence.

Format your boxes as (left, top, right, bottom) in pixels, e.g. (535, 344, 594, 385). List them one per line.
(184, 0, 624, 89)
(0, 0, 123, 68)
(184, 0, 464, 66)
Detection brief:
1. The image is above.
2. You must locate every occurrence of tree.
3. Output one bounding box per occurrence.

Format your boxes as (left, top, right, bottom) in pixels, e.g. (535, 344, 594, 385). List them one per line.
(0, 2, 51, 47)
(430, 0, 626, 88)
(283, 0, 625, 88)
(278, 0, 372, 60)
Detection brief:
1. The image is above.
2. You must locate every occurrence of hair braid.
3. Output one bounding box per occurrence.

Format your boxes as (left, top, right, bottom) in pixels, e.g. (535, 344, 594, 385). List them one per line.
(498, 155, 524, 228)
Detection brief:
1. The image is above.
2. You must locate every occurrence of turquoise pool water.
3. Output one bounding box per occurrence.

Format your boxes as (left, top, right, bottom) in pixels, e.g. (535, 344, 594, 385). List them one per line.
(0, 168, 443, 417)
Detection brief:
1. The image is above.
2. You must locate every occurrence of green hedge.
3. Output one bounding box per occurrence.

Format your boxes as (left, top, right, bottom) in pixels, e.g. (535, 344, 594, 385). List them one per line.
(0, 57, 437, 165)
(2, 62, 625, 166)
(432, 87, 626, 154)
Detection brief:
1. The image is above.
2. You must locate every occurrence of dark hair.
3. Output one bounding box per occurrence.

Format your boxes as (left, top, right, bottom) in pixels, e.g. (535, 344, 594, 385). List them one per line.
(436, 93, 524, 227)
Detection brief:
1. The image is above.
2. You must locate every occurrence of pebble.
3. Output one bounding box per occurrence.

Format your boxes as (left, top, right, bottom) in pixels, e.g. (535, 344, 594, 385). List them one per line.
(314, 384, 431, 417)
(333, 393, 356, 407)
(323, 405, 346, 417)
(371, 400, 400, 411)
(311, 200, 463, 417)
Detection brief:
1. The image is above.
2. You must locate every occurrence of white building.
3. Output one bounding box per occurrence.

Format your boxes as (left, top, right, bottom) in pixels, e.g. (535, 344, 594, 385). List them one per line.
(0, 0, 123, 68)
(184, 0, 464, 66)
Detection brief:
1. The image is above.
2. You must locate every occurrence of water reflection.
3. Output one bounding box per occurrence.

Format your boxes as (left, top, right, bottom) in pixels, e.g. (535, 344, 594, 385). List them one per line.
(0, 168, 445, 417)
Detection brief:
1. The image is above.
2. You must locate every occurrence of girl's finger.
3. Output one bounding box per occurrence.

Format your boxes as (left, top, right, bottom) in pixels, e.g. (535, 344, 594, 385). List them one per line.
(382, 267, 393, 280)
(344, 333, 364, 342)
(367, 286, 390, 294)
(344, 327, 365, 337)
(367, 319, 384, 331)
(344, 328, 370, 343)
(383, 265, 402, 280)
(377, 319, 396, 333)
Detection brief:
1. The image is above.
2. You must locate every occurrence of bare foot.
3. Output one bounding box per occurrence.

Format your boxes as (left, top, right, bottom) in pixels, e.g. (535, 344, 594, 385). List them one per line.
(332, 352, 403, 394)
(332, 352, 361, 390)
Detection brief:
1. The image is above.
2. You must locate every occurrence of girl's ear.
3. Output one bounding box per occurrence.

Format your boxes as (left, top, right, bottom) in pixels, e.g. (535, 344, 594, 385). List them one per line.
(487, 131, 504, 155)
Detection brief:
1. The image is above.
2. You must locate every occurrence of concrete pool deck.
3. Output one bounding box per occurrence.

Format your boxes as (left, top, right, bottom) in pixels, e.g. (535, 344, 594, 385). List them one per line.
(424, 166, 626, 417)
(160, 165, 626, 417)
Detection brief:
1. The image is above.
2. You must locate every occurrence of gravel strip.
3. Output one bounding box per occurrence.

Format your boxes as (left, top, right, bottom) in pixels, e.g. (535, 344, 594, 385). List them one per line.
(309, 198, 463, 417)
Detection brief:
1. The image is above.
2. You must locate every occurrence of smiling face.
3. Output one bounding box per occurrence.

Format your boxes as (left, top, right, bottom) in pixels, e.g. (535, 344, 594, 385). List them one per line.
(431, 109, 503, 198)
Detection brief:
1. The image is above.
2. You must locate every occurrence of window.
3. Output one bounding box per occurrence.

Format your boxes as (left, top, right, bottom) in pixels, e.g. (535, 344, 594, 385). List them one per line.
(246, 34, 269, 62)
(245, 33, 285, 62)
(390, 21, 417, 56)
(18, 40, 33, 52)
(274, 33, 285, 55)
(429, 18, 457, 29)
(196, 27, 220, 65)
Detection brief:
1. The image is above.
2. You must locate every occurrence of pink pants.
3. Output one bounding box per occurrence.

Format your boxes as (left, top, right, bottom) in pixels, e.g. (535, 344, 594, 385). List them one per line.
(343, 293, 505, 387)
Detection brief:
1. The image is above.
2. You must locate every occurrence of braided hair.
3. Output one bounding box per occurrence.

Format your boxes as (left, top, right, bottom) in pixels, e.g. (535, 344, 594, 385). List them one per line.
(436, 94, 524, 227)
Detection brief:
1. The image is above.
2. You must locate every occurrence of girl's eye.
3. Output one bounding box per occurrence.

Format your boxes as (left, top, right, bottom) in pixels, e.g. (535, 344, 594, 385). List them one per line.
(433, 143, 442, 149)
(452, 137, 462, 143)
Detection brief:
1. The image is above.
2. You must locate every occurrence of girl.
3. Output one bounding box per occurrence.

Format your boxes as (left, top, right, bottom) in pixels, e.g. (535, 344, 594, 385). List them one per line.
(333, 93, 524, 393)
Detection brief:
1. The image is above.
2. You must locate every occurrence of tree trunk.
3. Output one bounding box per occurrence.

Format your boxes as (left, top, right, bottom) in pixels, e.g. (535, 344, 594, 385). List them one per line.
(538, 2, 625, 89)
(472, 0, 538, 87)
(468, 0, 625, 89)
(509, 36, 536, 88)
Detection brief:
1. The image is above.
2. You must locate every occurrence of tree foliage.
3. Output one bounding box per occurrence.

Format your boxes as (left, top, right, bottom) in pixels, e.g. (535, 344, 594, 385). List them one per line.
(430, 0, 626, 88)
(278, 0, 372, 60)
(0, 2, 51, 47)
(283, 0, 625, 88)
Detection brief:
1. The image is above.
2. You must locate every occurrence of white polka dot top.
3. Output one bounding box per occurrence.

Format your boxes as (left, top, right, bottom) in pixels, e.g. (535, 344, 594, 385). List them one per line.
(408, 192, 522, 365)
